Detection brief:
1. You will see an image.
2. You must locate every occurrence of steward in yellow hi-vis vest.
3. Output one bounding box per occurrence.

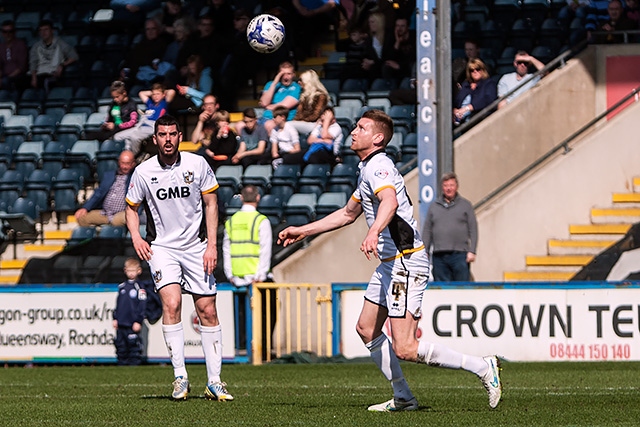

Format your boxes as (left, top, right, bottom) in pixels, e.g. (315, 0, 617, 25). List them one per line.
(222, 185, 273, 286)
(226, 210, 267, 277)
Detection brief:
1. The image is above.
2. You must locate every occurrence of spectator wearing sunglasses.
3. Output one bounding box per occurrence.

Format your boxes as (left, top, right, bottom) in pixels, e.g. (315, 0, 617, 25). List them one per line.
(453, 59, 497, 126)
(497, 51, 546, 109)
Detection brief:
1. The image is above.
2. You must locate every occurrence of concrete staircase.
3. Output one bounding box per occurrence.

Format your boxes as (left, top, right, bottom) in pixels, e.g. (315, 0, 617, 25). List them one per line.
(503, 177, 640, 281)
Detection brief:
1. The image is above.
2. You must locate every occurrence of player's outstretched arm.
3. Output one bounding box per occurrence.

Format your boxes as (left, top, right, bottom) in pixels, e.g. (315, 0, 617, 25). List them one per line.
(278, 198, 362, 246)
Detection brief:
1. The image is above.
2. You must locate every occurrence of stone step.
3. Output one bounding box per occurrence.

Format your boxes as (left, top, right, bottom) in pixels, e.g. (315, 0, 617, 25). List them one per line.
(525, 255, 593, 267)
(547, 239, 616, 255)
(569, 223, 631, 237)
(612, 193, 640, 203)
(590, 207, 640, 224)
(503, 270, 575, 282)
(633, 177, 640, 193)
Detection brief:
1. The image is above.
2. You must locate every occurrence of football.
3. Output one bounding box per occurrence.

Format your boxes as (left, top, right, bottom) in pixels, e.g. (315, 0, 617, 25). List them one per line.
(246, 14, 286, 54)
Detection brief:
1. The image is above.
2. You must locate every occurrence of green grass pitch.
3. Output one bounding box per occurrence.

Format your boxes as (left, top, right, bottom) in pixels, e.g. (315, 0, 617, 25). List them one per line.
(2, 361, 640, 426)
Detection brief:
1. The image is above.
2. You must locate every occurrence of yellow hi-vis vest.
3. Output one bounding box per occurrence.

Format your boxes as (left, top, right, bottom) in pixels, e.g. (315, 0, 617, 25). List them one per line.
(225, 210, 268, 278)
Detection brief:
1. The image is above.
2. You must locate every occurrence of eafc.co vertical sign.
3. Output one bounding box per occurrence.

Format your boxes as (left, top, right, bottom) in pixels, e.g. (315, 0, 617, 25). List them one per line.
(417, 0, 437, 228)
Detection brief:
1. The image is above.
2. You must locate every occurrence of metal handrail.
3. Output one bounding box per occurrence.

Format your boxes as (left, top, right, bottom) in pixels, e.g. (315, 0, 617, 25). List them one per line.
(473, 85, 640, 210)
(453, 41, 587, 139)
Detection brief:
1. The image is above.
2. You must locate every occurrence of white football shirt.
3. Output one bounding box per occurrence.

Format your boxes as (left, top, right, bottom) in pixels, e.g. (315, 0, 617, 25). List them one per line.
(126, 152, 219, 249)
(352, 150, 424, 261)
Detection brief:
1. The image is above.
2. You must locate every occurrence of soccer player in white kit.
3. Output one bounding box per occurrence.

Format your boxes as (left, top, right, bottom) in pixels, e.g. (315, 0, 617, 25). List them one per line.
(278, 110, 502, 411)
(125, 115, 233, 402)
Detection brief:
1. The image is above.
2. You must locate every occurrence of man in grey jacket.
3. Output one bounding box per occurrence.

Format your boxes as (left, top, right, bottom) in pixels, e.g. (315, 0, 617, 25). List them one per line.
(422, 172, 478, 281)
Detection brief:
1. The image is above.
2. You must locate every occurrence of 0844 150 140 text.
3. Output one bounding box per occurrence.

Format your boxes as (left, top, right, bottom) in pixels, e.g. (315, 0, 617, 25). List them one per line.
(549, 343, 631, 360)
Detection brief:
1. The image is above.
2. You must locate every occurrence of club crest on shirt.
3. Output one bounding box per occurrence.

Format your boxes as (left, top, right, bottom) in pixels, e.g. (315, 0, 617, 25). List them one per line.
(374, 169, 390, 179)
(183, 170, 194, 184)
(152, 270, 162, 283)
(151, 177, 158, 184)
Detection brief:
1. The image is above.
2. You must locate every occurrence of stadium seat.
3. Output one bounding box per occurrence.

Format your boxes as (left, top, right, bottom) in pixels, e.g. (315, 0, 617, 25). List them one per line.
(297, 163, 331, 198)
(492, 0, 522, 31)
(52, 168, 83, 192)
(217, 185, 237, 211)
(538, 19, 564, 53)
(315, 192, 347, 219)
(99, 225, 128, 239)
(15, 11, 40, 31)
(385, 132, 404, 161)
(225, 195, 243, 216)
(9, 196, 38, 221)
(480, 20, 506, 55)
(18, 88, 44, 111)
(257, 194, 284, 227)
(4, 114, 33, 137)
(242, 164, 272, 192)
(269, 184, 294, 204)
(66, 139, 99, 184)
(13, 140, 44, 178)
(510, 19, 536, 52)
(270, 164, 300, 190)
(521, 0, 551, 26)
(283, 193, 317, 226)
(402, 132, 418, 156)
(95, 152, 119, 182)
(45, 87, 74, 110)
(328, 163, 358, 190)
(31, 113, 58, 142)
(215, 165, 244, 192)
(388, 105, 416, 133)
(0, 142, 14, 165)
(24, 169, 52, 214)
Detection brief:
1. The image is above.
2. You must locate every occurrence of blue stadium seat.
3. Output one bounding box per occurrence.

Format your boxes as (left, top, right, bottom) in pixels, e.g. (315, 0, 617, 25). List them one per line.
(52, 168, 82, 192)
(270, 164, 300, 189)
(283, 193, 317, 226)
(10, 196, 38, 221)
(242, 164, 272, 192)
(66, 139, 99, 184)
(225, 195, 243, 216)
(99, 225, 128, 239)
(315, 192, 347, 219)
(216, 165, 244, 192)
(297, 163, 331, 198)
(257, 194, 284, 227)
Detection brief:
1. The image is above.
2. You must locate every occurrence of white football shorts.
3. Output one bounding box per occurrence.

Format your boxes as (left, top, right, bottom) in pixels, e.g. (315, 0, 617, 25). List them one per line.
(364, 249, 430, 318)
(147, 243, 217, 296)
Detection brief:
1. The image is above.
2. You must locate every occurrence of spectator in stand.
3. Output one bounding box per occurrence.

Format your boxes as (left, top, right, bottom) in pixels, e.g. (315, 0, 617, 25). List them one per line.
(172, 54, 213, 114)
(157, 0, 186, 35)
(497, 51, 545, 109)
(196, 110, 238, 170)
(74, 150, 136, 227)
(361, 12, 393, 80)
(626, 0, 640, 25)
(115, 83, 176, 155)
(29, 19, 78, 93)
(593, 0, 636, 43)
(163, 18, 194, 72)
(289, 70, 330, 136)
(270, 106, 301, 168)
(200, 0, 235, 39)
(0, 20, 27, 92)
(176, 14, 220, 75)
(85, 81, 138, 142)
(337, 25, 370, 80)
(110, 0, 161, 30)
(218, 8, 261, 111)
(558, 0, 589, 28)
(297, 106, 343, 166)
(586, 0, 615, 32)
(126, 18, 172, 84)
(382, 17, 415, 80)
(422, 172, 478, 282)
(191, 93, 219, 143)
(453, 59, 496, 126)
(291, 0, 338, 59)
(259, 61, 301, 134)
(232, 108, 271, 169)
(452, 39, 491, 97)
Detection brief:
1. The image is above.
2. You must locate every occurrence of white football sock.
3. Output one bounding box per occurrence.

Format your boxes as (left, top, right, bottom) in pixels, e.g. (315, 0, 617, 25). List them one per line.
(366, 334, 414, 401)
(162, 322, 187, 378)
(201, 324, 222, 384)
(417, 340, 486, 375)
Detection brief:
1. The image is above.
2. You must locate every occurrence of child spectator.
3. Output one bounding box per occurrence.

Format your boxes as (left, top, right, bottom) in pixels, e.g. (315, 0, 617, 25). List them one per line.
(86, 80, 138, 142)
(302, 106, 343, 166)
(270, 106, 301, 168)
(197, 110, 238, 170)
(114, 83, 176, 155)
(338, 26, 369, 80)
(232, 108, 271, 169)
(113, 258, 147, 365)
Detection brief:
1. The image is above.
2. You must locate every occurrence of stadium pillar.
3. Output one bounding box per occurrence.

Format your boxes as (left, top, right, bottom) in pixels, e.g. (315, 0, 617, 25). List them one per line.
(417, 0, 448, 227)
